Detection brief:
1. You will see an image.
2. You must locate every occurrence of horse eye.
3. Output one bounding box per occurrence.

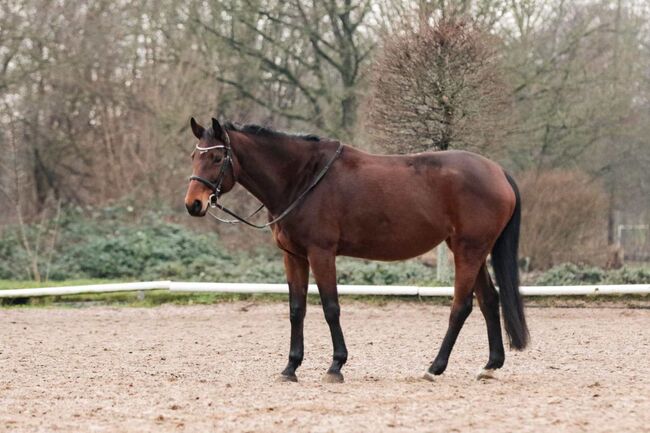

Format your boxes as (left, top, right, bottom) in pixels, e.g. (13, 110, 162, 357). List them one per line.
(213, 154, 223, 163)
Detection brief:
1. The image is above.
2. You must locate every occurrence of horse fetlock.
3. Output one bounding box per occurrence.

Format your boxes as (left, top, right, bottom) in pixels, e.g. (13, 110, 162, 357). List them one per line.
(486, 352, 505, 370)
(281, 359, 300, 377)
(429, 358, 448, 375)
(332, 350, 348, 365)
(288, 351, 303, 367)
(278, 370, 298, 383)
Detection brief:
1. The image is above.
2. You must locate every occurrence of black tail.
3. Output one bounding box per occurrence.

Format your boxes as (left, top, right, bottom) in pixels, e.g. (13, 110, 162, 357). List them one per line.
(491, 172, 529, 350)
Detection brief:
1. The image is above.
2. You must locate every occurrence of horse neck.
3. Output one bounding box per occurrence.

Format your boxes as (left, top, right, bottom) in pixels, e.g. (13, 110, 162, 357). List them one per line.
(230, 132, 323, 215)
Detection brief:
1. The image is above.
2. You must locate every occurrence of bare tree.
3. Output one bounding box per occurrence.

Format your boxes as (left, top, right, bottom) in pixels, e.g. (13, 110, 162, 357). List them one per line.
(365, 17, 510, 154)
(0, 112, 63, 282)
(186, 0, 374, 138)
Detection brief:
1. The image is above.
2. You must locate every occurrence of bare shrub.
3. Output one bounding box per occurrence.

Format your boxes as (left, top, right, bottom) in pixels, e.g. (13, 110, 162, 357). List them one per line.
(365, 17, 510, 154)
(519, 170, 608, 270)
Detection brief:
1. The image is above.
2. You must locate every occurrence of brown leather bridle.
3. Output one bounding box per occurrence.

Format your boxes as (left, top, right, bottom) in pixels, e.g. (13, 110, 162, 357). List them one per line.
(188, 133, 343, 230)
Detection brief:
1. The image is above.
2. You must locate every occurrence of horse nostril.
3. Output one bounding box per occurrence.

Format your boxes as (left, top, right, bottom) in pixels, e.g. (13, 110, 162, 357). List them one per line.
(192, 200, 202, 214)
(186, 199, 203, 215)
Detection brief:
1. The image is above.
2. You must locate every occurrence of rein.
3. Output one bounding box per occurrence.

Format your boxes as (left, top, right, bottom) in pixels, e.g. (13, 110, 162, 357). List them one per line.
(189, 138, 343, 230)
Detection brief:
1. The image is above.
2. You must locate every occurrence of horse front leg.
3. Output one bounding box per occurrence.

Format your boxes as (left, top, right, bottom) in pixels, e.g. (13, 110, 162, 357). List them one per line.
(279, 252, 309, 382)
(308, 248, 348, 383)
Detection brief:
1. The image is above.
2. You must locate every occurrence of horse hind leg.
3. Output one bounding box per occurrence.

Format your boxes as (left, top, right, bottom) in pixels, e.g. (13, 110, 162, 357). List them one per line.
(474, 263, 505, 380)
(425, 242, 485, 380)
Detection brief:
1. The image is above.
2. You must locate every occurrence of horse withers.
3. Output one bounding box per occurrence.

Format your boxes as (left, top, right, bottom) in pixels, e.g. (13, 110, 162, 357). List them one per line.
(185, 117, 529, 383)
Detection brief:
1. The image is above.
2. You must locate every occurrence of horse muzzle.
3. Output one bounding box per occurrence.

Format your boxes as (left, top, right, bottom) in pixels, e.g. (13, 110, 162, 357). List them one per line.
(186, 198, 207, 217)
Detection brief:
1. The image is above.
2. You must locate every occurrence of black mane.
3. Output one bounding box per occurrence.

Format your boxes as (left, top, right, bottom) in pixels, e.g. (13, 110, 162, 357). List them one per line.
(223, 122, 321, 142)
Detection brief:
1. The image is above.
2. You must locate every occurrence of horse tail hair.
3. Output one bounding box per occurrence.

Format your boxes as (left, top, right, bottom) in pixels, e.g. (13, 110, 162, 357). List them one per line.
(491, 172, 529, 350)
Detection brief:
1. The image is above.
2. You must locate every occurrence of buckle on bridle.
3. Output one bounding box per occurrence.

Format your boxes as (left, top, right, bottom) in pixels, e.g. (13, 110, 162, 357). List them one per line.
(208, 193, 218, 208)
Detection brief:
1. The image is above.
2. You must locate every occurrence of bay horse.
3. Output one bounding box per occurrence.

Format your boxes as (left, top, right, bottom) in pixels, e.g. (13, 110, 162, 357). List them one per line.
(185, 117, 528, 383)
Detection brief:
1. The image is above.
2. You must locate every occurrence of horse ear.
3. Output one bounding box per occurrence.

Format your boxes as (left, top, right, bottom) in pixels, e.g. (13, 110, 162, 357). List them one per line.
(212, 117, 228, 143)
(190, 117, 204, 140)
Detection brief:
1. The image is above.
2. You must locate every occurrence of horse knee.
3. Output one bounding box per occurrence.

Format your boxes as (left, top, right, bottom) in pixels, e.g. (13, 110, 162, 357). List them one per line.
(289, 303, 305, 325)
(322, 302, 340, 325)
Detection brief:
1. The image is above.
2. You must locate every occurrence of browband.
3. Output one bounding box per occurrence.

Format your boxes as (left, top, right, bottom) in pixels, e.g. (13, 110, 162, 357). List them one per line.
(196, 144, 228, 152)
(196, 129, 231, 151)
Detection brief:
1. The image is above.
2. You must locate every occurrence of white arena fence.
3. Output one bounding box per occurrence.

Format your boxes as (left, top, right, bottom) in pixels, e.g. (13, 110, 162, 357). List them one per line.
(0, 281, 171, 298)
(0, 281, 649, 298)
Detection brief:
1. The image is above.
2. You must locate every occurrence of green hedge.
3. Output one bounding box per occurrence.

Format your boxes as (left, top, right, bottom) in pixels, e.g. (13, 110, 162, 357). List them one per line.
(4, 208, 647, 287)
(0, 208, 443, 285)
(536, 263, 650, 285)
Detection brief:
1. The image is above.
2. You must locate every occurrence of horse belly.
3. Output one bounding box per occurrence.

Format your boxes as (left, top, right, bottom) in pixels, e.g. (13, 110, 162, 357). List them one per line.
(336, 213, 449, 261)
(330, 160, 453, 260)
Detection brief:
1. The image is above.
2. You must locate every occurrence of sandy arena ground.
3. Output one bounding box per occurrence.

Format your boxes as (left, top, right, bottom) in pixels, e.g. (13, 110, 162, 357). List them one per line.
(1, 301, 649, 433)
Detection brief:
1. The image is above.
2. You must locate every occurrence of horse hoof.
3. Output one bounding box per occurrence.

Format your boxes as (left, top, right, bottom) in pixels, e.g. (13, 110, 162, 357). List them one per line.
(476, 368, 497, 380)
(278, 373, 298, 383)
(322, 372, 344, 383)
(422, 372, 436, 382)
